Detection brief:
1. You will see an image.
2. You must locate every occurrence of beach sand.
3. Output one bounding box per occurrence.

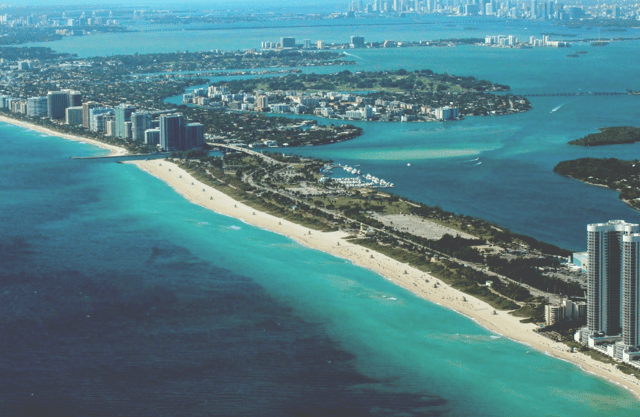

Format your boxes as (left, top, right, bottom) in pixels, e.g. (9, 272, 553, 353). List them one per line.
(0, 115, 127, 157)
(131, 158, 640, 400)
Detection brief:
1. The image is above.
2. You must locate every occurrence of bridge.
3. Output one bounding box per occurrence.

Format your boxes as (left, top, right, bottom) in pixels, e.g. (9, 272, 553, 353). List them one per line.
(523, 91, 635, 97)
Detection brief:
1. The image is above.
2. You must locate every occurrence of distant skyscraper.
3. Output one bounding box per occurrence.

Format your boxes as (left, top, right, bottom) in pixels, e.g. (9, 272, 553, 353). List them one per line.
(159, 113, 184, 151)
(531, 0, 537, 17)
(588, 220, 640, 336)
(115, 104, 136, 139)
(280, 37, 296, 48)
(350, 36, 365, 48)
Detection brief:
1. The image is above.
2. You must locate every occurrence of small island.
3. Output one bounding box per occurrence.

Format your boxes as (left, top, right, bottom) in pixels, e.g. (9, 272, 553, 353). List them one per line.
(188, 69, 531, 122)
(554, 157, 640, 210)
(568, 126, 640, 146)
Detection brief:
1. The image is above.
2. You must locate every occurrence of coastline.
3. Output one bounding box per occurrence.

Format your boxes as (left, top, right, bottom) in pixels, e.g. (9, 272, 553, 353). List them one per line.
(0, 115, 128, 157)
(130, 158, 640, 400)
(4, 115, 639, 400)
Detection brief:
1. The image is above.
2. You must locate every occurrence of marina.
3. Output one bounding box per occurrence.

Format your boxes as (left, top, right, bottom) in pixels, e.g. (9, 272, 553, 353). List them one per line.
(321, 163, 395, 189)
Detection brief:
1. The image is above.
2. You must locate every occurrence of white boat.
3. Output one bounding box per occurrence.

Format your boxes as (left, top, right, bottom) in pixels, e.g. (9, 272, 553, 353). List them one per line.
(407, 163, 411, 167)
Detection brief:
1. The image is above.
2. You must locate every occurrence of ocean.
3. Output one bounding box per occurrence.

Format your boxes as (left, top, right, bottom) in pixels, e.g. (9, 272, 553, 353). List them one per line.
(4, 14, 640, 415)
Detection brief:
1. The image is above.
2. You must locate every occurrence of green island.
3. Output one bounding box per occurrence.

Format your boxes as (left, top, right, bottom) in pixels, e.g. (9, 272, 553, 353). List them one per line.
(554, 157, 640, 210)
(201, 69, 530, 121)
(568, 126, 640, 146)
(166, 149, 582, 325)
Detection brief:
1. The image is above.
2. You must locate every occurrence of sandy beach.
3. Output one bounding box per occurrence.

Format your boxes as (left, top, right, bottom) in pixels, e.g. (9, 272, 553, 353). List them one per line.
(0, 115, 128, 157)
(131, 158, 640, 400)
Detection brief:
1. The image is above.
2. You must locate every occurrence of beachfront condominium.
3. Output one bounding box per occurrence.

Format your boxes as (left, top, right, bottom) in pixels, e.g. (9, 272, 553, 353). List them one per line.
(82, 102, 100, 129)
(47, 91, 69, 119)
(184, 123, 205, 149)
(159, 113, 184, 151)
(115, 104, 136, 139)
(26, 96, 48, 117)
(47, 89, 82, 120)
(131, 111, 152, 141)
(623, 234, 640, 346)
(587, 220, 640, 337)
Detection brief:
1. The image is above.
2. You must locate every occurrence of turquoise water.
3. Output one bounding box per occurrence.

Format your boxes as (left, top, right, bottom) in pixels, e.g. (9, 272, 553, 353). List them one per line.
(1, 122, 639, 415)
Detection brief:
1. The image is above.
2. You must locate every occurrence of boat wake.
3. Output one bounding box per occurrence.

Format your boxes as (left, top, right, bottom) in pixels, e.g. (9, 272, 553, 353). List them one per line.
(474, 162, 482, 166)
(227, 225, 242, 230)
(464, 157, 480, 163)
(343, 51, 365, 61)
(550, 104, 564, 113)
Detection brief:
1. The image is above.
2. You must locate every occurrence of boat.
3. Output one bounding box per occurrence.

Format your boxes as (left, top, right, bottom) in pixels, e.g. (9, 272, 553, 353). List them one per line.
(407, 163, 411, 167)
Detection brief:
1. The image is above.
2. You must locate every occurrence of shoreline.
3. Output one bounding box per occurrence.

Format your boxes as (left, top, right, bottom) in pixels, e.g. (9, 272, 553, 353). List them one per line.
(130, 158, 640, 400)
(4, 116, 639, 400)
(0, 115, 128, 157)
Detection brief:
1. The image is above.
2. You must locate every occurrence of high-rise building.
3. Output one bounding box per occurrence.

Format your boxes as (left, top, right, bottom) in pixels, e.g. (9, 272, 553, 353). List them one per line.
(350, 36, 365, 48)
(47, 91, 69, 119)
(65, 106, 83, 125)
(124, 121, 133, 140)
(256, 95, 269, 111)
(89, 107, 114, 131)
(159, 113, 184, 151)
(131, 111, 152, 141)
(587, 220, 640, 336)
(144, 128, 160, 146)
(623, 234, 640, 346)
(115, 104, 136, 139)
(67, 90, 82, 107)
(184, 123, 205, 149)
(26, 96, 48, 117)
(93, 111, 114, 134)
(82, 101, 100, 129)
(280, 37, 296, 48)
(531, 0, 537, 18)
